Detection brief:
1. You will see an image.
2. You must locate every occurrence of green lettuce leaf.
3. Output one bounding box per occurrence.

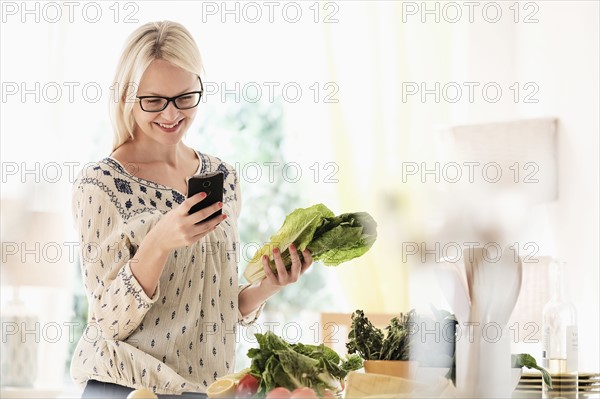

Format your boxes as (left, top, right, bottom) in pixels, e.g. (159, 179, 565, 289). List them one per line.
(243, 205, 377, 283)
(308, 212, 377, 266)
(248, 331, 363, 396)
(244, 204, 334, 283)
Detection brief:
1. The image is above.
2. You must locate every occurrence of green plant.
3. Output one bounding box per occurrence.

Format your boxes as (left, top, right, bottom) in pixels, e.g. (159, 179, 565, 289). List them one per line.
(512, 353, 553, 389)
(346, 309, 417, 361)
(346, 307, 458, 364)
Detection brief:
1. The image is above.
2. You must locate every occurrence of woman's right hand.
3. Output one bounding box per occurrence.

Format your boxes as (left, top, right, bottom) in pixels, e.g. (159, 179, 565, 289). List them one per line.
(147, 192, 227, 253)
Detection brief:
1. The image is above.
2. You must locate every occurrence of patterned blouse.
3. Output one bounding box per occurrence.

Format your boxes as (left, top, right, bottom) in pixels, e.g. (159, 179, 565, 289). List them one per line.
(69, 151, 263, 395)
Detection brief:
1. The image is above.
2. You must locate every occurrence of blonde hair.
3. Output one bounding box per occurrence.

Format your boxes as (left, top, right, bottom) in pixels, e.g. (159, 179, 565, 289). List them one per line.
(109, 21, 203, 152)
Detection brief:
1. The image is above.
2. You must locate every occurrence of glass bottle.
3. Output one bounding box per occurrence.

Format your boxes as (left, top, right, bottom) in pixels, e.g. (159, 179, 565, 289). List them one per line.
(542, 260, 579, 399)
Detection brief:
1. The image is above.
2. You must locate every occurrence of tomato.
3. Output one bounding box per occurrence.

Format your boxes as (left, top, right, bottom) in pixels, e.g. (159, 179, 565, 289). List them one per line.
(235, 374, 260, 398)
(266, 387, 292, 399)
(290, 387, 317, 399)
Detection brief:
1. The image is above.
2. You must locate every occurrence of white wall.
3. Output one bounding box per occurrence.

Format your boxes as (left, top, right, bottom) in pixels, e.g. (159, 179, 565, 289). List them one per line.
(518, 2, 599, 372)
(468, 1, 600, 372)
(410, 1, 599, 373)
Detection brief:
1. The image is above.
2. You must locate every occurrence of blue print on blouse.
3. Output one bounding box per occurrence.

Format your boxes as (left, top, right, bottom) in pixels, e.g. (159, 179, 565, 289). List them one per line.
(172, 191, 185, 204)
(217, 163, 230, 182)
(78, 156, 237, 222)
(114, 178, 133, 194)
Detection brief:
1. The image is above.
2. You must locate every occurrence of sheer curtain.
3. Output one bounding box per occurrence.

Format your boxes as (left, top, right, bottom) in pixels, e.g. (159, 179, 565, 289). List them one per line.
(315, 2, 461, 313)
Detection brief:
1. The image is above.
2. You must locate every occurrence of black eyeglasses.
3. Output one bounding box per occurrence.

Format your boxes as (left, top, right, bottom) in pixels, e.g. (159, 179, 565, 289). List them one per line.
(136, 76, 204, 112)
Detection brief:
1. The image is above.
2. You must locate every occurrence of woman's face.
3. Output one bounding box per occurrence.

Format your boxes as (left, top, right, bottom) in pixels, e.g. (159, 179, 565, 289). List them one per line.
(132, 59, 200, 146)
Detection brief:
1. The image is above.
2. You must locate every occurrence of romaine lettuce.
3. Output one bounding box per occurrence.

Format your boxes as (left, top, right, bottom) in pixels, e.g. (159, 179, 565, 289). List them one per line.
(247, 331, 363, 396)
(243, 204, 377, 283)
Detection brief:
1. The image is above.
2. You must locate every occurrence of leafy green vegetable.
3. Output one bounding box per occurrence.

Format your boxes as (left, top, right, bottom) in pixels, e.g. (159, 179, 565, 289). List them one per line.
(347, 307, 458, 385)
(308, 212, 378, 266)
(512, 353, 553, 389)
(346, 310, 417, 361)
(244, 204, 378, 283)
(247, 331, 363, 397)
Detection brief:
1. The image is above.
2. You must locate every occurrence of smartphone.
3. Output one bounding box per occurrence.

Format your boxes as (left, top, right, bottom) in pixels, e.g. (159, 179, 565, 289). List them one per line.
(187, 171, 224, 221)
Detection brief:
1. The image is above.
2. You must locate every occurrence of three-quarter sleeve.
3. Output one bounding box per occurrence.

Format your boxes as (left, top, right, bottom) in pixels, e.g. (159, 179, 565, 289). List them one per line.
(72, 181, 159, 341)
(237, 284, 266, 326)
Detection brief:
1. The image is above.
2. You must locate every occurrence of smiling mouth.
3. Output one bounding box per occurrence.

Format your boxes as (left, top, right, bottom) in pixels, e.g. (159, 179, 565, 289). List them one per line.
(155, 119, 183, 129)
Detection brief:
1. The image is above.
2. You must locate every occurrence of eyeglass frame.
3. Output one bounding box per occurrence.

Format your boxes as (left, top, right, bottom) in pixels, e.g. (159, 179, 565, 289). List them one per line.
(135, 76, 204, 112)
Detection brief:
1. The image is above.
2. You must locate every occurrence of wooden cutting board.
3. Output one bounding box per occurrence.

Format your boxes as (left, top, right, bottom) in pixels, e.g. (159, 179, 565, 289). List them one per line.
(344, 371, 456, 398)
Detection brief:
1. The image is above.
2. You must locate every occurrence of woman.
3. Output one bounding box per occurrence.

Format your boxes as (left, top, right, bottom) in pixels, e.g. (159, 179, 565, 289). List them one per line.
(71, 21, 312, 397)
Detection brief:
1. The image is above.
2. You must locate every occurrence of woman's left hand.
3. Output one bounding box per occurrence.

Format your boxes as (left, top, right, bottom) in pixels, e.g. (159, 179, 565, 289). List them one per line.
(262, 243, 313, 288)
(239, 244, 313, 317)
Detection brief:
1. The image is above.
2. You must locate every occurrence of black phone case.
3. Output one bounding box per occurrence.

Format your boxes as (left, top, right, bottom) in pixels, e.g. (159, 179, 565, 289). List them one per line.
(187, 171, 224, 220)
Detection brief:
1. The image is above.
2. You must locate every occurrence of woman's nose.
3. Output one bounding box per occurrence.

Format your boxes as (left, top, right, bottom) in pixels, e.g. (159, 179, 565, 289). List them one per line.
(161, 101, 180, 121)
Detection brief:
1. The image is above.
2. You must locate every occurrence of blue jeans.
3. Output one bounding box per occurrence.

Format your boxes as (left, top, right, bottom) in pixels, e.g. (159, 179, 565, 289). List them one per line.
(82, 380, 208, 399)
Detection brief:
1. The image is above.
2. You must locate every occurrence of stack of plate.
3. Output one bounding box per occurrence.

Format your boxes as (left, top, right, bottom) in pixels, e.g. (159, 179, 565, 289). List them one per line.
(513, 372, 600, 398)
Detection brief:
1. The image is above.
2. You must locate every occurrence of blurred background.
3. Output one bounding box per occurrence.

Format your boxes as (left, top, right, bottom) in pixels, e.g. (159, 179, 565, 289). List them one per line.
(1, 0, 598, 396)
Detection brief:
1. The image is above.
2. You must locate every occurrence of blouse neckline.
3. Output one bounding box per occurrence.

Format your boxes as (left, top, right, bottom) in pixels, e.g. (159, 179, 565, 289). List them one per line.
(103, 149, 204, 198)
